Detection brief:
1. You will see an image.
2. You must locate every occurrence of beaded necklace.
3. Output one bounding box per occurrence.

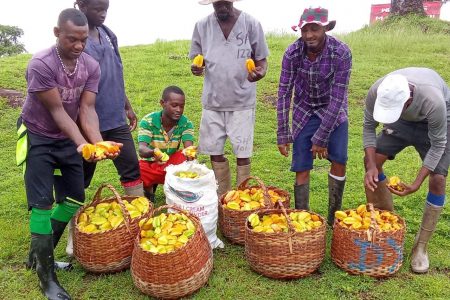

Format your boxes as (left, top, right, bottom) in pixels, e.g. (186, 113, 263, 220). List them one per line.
(55, 46, 79, 77)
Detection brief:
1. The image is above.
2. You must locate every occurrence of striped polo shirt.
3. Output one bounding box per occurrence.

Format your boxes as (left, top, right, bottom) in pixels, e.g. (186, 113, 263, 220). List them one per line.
(138, 111, 194, 161)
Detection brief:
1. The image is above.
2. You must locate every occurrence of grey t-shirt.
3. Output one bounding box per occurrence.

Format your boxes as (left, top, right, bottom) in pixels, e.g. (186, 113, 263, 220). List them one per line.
(21, 47, 100, 139)
(363, 67, 450, 171)
(189, 11, 269, 111)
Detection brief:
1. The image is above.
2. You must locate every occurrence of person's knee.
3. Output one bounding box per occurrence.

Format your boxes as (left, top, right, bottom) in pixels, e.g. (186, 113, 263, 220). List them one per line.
(295, 171, 310, 184)
(429, 173, 446, 194)
(330, 162, 346, 177)
(237, 157, 250, 165)
(211, 155, 226, 162)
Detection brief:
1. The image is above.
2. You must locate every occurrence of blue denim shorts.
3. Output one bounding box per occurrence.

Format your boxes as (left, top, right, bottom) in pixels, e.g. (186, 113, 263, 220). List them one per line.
(291, 115, 348, 172)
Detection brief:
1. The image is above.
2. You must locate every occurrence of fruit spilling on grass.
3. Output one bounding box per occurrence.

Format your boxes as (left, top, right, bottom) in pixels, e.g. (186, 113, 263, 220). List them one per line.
(245, 58, 256, 73)
(192, 54, 204, 67)
(334, 204, 403, 231)
(77, 197, 150, 233)
(175, 171, 200, 179)
(138, 213, 195, 254)
(248, 211, 322, 233)
(81, 141, 120, 160)
(182, 145, 198, 159)
(222, 188, 287, 211)
(154, 148, 169, 162)
(387, 176, 405, 192)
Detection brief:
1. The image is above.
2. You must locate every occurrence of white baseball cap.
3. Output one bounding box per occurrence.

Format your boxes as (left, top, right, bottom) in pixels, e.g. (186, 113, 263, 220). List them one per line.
(373, 74, 410, 124)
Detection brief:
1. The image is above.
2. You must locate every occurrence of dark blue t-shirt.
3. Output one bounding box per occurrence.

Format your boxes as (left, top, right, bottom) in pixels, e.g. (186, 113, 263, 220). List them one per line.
(84, 26, 127, 131)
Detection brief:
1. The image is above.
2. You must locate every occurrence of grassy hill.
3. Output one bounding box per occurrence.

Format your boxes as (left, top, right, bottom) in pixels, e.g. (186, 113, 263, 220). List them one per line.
(0, 16, 449, 299)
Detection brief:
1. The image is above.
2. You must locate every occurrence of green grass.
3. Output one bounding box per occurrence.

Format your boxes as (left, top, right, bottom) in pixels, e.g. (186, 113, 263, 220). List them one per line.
(0, 15, 449, 299)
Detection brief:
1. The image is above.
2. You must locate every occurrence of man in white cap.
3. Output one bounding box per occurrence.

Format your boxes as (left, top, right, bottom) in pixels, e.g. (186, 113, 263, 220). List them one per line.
(189, 0, 269, 197)
(276, 7, 352, 225)
(363, 67, 450, 273)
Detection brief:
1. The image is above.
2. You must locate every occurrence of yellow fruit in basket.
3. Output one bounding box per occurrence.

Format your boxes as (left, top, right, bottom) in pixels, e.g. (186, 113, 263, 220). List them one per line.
(99, 221, 112, 231)
(78, 212, 88, 224)
(128, 210, 142, 219)
(253, 225, 264, 233)
(249, 201, 261, 209)
(84, 206, 95, 214)
(226, 201, 240, 210)
(82, 224, 98, 233)
(336, 204, 403, 232)
(223, 190, 238, 203)
(297, 211, 311, 222)
(356, 204, 367, 214)
(313, 220, 322, 228)
(343, 217, 357, 225)
(90, 216, 107, 226)
(177, 235, 189, 244)
(248, 213, 260, 227)
(351, 222, 362, 230)
(157, 236, 169, 245)
(139, 213, 195, 254)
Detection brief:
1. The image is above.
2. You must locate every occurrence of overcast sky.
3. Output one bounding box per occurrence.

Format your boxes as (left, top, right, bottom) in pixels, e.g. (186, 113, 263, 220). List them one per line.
(1, 0, 449, 54)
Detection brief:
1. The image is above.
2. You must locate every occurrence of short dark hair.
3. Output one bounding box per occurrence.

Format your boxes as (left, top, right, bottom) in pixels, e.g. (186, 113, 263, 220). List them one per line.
(58, 8, 88, 27)
(162, 86, 185, 102)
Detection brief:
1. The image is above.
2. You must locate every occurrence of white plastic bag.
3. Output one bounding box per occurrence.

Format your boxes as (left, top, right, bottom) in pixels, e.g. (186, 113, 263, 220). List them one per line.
(164, 161, 224, 249)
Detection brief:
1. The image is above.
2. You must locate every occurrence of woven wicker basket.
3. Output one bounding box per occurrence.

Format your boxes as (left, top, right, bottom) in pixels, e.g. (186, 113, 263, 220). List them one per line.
(219, 176, 290, 245)
(73, 184, 152, 273)
(331, 203, 406, 278)
(245, 203, 326, 279)
(131, 205, 213, 299)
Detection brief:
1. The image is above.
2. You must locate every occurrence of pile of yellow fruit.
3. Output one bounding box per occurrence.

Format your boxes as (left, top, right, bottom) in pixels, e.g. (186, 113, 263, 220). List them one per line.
(248, 211, 322, 233)
(222, 188, 287, 211)
(138, 213, 196, 254)
(175, 171, 200, 179)
(334, 204, 403, 232)
(387, 176, 405, 192)
(82, 141, 120, 161)
(77, 197, 150, 234)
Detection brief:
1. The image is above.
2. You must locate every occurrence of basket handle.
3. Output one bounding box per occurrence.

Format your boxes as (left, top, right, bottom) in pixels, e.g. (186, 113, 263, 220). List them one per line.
(90, 183, 133, 236)
(366, 203, 380, 243)
(238, 176, 273, 209)
(277, 200, 295, 254)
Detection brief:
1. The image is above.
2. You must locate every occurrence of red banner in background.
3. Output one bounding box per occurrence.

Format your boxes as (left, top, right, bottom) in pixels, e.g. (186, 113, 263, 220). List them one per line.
(370, 1, 442, 24)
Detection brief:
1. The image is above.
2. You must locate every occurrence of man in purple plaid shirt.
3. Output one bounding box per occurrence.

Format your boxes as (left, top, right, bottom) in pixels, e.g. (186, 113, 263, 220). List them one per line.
(276, 7, 352, 225)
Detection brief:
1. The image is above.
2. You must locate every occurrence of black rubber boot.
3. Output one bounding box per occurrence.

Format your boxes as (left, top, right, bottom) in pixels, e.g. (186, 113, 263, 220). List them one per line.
(31, 233, 71, 300)
(51, 219, 68, 248)
(294, 183, 310, 210)
(26, 220, 73, 271)
(327, 174, 345, 226)
(144, 184, 158, 203)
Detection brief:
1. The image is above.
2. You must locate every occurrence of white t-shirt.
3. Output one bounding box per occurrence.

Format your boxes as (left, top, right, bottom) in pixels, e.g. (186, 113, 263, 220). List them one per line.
(190, 12, 269, 111)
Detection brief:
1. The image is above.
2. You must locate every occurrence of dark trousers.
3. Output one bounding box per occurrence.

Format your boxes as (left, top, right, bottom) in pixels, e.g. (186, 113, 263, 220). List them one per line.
(83, 124, 140, 188)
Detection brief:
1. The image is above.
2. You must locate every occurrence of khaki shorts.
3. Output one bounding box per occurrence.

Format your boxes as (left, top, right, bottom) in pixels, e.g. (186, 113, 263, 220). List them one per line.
(198, 109, 255, 158)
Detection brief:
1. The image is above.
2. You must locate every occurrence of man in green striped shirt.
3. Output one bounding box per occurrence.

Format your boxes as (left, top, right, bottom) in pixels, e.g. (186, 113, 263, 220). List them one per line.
(138, 86, 195, 200)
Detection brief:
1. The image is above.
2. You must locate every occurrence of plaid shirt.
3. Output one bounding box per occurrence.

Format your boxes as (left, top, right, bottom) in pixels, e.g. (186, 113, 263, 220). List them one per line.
(138, 111, 194, 161)
(277, 35, 352, 147)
